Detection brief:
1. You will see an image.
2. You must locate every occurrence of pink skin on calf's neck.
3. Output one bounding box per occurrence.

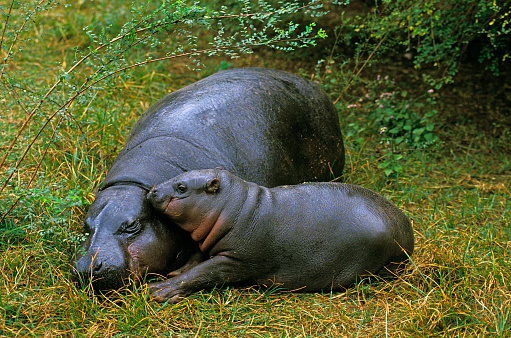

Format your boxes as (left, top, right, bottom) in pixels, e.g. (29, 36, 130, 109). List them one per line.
(164, 190, 228, 253)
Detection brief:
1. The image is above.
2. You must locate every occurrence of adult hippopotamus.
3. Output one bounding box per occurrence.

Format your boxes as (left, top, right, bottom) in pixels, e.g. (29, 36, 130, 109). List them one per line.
(72, 67, 345, 291)
(146, 169, 414, 303)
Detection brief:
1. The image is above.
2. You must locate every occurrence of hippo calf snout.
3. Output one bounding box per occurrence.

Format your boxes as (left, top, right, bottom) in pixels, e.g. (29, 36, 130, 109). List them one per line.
(146, 187, 166, 207)
(146, 188, 156, 201)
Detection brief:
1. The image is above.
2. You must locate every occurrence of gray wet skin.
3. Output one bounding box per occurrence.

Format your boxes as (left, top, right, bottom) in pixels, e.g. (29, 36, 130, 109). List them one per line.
(72, 68, 345, 291)
(146, 169, 414, 303)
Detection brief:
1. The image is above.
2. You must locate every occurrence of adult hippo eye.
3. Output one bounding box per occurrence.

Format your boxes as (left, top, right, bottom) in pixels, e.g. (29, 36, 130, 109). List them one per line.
(122, 219, 142, 235)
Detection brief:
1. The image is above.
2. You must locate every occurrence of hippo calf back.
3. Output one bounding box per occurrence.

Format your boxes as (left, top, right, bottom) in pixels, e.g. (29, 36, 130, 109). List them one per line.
(72, 68, 345, 291)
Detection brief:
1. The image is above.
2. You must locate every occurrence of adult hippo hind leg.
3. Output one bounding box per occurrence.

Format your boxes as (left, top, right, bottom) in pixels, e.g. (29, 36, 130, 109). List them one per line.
(72, 67, 345, 293)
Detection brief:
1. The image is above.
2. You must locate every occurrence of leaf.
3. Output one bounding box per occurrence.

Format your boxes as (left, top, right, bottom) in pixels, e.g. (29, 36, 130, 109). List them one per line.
(413, 127, 425, 135)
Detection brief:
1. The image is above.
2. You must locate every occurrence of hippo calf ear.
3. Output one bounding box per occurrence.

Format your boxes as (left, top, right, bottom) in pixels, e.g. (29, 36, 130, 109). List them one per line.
(206, 178, 220, 193)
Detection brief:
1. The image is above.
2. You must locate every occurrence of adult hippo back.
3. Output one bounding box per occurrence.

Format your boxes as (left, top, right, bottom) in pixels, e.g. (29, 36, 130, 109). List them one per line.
(72, 67, 345, 291)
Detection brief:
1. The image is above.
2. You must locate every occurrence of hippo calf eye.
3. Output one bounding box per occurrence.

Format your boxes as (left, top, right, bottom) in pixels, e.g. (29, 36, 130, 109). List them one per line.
(176, 184, 187, 194)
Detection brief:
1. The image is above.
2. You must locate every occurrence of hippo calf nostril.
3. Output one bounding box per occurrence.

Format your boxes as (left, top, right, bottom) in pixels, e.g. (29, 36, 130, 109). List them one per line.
(147, 189, 156, 200)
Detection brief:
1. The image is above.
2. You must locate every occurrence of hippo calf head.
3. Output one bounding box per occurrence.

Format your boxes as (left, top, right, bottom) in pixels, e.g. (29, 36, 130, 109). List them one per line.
(72, 185, 195, 291)
(147, 171, 222, 226)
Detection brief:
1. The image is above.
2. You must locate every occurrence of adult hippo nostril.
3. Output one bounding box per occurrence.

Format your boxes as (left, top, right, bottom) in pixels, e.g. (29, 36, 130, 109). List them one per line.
(72, 226, 134, 291)
(72, 255, 96, 289)
(72, 255, 93, 276)
(72, 254, 130, 291)
(93, 261, 103, 273)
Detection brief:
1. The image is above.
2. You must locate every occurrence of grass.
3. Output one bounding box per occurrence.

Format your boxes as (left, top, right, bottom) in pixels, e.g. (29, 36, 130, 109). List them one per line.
(1, 1, 510, 337)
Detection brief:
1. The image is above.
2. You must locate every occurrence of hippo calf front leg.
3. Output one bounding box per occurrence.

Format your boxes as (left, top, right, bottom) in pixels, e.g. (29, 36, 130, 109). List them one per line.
(166, 250, 205, 277)
(147, 255, 246, 303)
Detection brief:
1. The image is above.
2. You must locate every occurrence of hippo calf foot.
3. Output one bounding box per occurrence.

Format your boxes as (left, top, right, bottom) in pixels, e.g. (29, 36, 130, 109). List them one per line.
(147, 280, 189, 304)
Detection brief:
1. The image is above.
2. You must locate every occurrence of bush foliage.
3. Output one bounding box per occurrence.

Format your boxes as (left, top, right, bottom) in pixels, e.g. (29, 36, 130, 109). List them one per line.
(336, 0, 510, 88)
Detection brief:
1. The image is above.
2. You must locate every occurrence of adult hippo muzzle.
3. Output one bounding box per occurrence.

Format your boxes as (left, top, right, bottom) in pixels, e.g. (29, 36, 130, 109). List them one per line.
(72, 67, 345, 291)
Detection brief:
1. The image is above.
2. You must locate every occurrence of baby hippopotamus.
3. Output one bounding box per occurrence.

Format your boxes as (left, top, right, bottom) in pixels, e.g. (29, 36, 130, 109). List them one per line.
(146, 169, 414, 303)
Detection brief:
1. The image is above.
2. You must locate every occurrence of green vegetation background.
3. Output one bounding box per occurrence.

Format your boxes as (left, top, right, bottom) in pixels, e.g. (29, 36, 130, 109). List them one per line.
(1, 0, 509, 336)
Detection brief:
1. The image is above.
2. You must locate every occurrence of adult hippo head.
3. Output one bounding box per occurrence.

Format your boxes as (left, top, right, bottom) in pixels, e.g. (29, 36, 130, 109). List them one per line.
(74, 185, 197, 290)
(72, 67, 345, 291)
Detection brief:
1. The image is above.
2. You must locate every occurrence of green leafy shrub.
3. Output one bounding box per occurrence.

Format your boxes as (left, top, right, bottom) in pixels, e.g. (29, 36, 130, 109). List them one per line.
(0, 0, 332, 232)
(340, 74, 439, 178)
(364, 76, 439, 149)
(338, 0, 510, 88)
(1, 182, 86, 247)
